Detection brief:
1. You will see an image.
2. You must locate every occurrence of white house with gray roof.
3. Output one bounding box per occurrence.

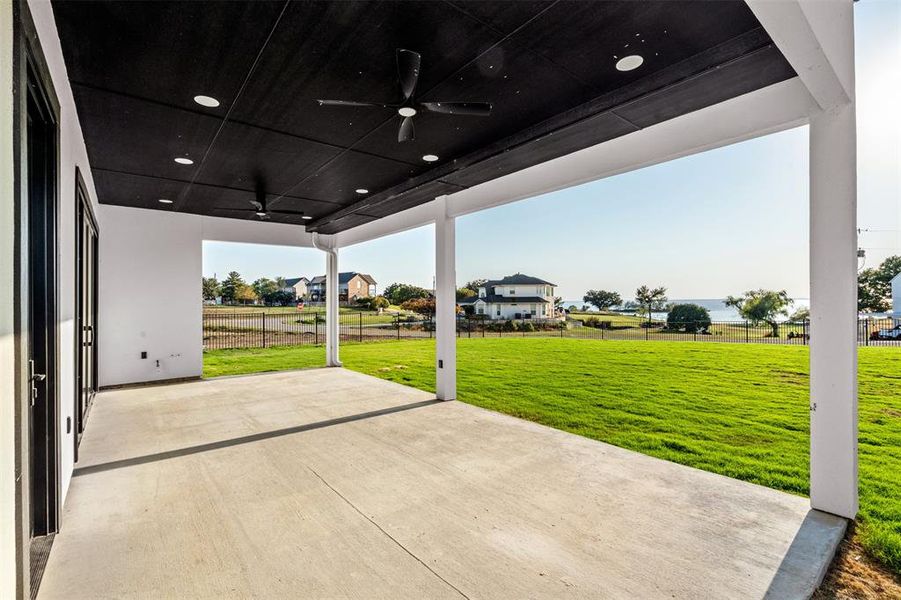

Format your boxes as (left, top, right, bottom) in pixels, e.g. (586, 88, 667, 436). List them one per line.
(459, 274, 557, 320)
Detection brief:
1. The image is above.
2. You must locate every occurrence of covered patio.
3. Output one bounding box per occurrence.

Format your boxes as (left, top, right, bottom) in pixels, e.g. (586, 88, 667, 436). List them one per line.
(41, 368, 844, 599)
(2, 0, 863, 597)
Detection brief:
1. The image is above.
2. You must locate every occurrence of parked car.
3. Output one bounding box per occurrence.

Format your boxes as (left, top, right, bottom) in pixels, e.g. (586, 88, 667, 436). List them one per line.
(873, 324, 901, 340)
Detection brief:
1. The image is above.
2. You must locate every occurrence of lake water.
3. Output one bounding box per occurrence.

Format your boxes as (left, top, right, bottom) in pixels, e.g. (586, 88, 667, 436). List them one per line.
(563, 298, 811, 322)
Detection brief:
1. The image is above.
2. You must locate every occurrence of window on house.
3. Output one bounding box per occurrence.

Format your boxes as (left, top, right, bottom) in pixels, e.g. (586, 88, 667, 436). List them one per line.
(496, 307, 501, 316)
(509, 287, 515, 295)
(477, 307, 484, 315)
(530, 304, 537, 315)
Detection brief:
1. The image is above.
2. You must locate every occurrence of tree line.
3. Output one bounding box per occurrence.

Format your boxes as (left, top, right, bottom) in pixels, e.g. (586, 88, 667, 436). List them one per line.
(580, 285, 810, 337)
(203, 272, 295, 305)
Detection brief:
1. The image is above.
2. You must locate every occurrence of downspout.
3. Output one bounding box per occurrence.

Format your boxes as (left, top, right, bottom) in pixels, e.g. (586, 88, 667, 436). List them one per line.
(311, 233, 342, 366)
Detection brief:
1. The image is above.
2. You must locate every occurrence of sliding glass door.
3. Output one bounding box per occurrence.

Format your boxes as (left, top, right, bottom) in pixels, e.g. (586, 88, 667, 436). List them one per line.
(75, 172, 98, 457)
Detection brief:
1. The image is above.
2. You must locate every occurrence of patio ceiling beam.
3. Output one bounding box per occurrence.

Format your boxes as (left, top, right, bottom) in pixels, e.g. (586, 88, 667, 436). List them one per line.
(747, 0, 853, 112)
(333, 77, 815, 249)
(200, 214, 315, 248)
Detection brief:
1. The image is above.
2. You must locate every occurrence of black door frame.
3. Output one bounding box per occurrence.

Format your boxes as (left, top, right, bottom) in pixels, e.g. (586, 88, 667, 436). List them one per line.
(12, 0, 62, 592)
(74, 167, 99, 461)
(25, 57, 61, 538)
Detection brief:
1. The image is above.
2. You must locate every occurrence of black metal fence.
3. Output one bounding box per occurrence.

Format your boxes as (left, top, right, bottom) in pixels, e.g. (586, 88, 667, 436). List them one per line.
(202, 311, 436, 350)
(203, 311, 901, 351)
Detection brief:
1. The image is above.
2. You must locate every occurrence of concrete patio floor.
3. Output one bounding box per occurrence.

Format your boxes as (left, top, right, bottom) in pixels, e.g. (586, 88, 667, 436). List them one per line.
(39, 368, 845, 599)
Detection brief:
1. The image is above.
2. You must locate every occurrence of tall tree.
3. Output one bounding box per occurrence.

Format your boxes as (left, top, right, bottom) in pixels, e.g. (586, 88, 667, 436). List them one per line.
(275, 276, 288, 289)
(858, 255, 901, 312)
(234, 283, 258, 305)
(220, 271, 244, 304)
(583, 289, 622, 311)
(635, 285, 667, 326)
(202, 276, 220, 301)
(725, 289, 792, 337)
(252, 278, 278, 303)
(383, 282, 430, 305)
(462, 279, 488, 291)
(456, 287, 477, 301)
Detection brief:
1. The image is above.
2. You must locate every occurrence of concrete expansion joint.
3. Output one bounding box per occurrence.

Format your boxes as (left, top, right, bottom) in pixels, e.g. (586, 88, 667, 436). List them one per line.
(306, 465, 471, 600)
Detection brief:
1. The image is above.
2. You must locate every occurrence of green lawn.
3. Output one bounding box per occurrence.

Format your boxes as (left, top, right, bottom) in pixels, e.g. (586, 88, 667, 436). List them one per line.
(203, 338, 901, 574)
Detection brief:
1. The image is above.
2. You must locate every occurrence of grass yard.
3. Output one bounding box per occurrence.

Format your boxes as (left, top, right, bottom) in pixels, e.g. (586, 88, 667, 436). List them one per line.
(203, 338, 901, 575)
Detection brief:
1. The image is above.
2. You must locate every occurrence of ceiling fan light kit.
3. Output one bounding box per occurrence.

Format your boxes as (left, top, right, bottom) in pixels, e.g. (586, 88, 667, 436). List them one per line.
(317, 48, 492, 144)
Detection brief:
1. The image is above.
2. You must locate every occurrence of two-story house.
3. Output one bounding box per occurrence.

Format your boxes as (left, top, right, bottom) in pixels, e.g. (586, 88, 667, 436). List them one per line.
(459, 274, 557, 320)
(308, 272, 377, 302)
(282, 277, 309, 300)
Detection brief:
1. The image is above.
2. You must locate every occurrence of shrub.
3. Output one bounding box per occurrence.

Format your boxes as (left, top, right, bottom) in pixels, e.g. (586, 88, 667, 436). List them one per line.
(582, 317, 611, 329)
(401, 297, 436, 315)
(520, 321, 535, 332)
(355, 295, 390, 311)
(666, 303, 711, 333)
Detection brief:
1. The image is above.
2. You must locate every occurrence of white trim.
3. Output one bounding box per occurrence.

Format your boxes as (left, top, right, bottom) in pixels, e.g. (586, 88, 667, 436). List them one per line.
(747, 0, 853, 112)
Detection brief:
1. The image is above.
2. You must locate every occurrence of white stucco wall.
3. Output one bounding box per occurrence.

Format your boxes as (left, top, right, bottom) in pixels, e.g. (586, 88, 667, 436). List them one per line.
(98, 206, 204, 387)
(1, 3, 17, 594)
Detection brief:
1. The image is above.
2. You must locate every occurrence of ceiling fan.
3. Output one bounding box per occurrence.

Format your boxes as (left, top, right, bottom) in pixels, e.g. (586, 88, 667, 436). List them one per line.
(317, 48, 493, 143)
(213, 180, 310, 221)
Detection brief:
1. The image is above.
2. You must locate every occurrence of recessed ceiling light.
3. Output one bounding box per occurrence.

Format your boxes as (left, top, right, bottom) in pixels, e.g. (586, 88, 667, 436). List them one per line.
(398, 107, 417, 117)
(616, 55, 644, 72)
(422, 154, 439, 162)
(174, 157, 194, 165)
(355, 188, 369, 194)
(158, 198, 173, 204)
(193, 95, 220, 108)
(302, 216, 313, 220)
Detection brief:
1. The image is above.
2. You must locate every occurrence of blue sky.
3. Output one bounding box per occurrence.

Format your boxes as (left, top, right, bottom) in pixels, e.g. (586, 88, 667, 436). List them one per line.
(204, 0, 900, 301)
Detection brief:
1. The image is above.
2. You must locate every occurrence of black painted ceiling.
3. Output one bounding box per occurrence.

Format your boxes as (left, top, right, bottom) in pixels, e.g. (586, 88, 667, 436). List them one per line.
(52, 0, 794, 234)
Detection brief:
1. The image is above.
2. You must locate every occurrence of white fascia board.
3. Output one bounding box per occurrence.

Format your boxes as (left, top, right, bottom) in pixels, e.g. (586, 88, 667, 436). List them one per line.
(334, 199, 441, 249)
(747, 0, 854, 111)
(333, 77, 815, 249)
(200, 214, 316, 247)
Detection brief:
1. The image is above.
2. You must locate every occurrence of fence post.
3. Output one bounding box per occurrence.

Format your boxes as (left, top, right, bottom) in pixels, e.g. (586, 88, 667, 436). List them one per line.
(694, 325, 697, 342)
(864, 320, 869, 346)
(745, 321, 750, 343)
(262, 313, 266, 348)
(397, 316, 401, 340)
(315, 317, 319, 345)
(359, 312, 363, 343)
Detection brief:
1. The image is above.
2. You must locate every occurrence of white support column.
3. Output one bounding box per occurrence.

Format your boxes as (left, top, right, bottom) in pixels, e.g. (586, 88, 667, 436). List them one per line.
(325, 244, 341, 367)
(435, 197, 456, 401)
(809, 101, 858, 519)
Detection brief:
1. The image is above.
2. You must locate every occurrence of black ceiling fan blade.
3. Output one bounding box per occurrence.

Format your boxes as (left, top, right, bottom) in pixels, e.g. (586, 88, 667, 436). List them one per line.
(269, 209, 308, 216)
(398, 116, 415, 143)
(316, 99, 390, 108)
(397, 49, 421, 101)
(213, 208, 258, 214)
(420, 101, 492, 117)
